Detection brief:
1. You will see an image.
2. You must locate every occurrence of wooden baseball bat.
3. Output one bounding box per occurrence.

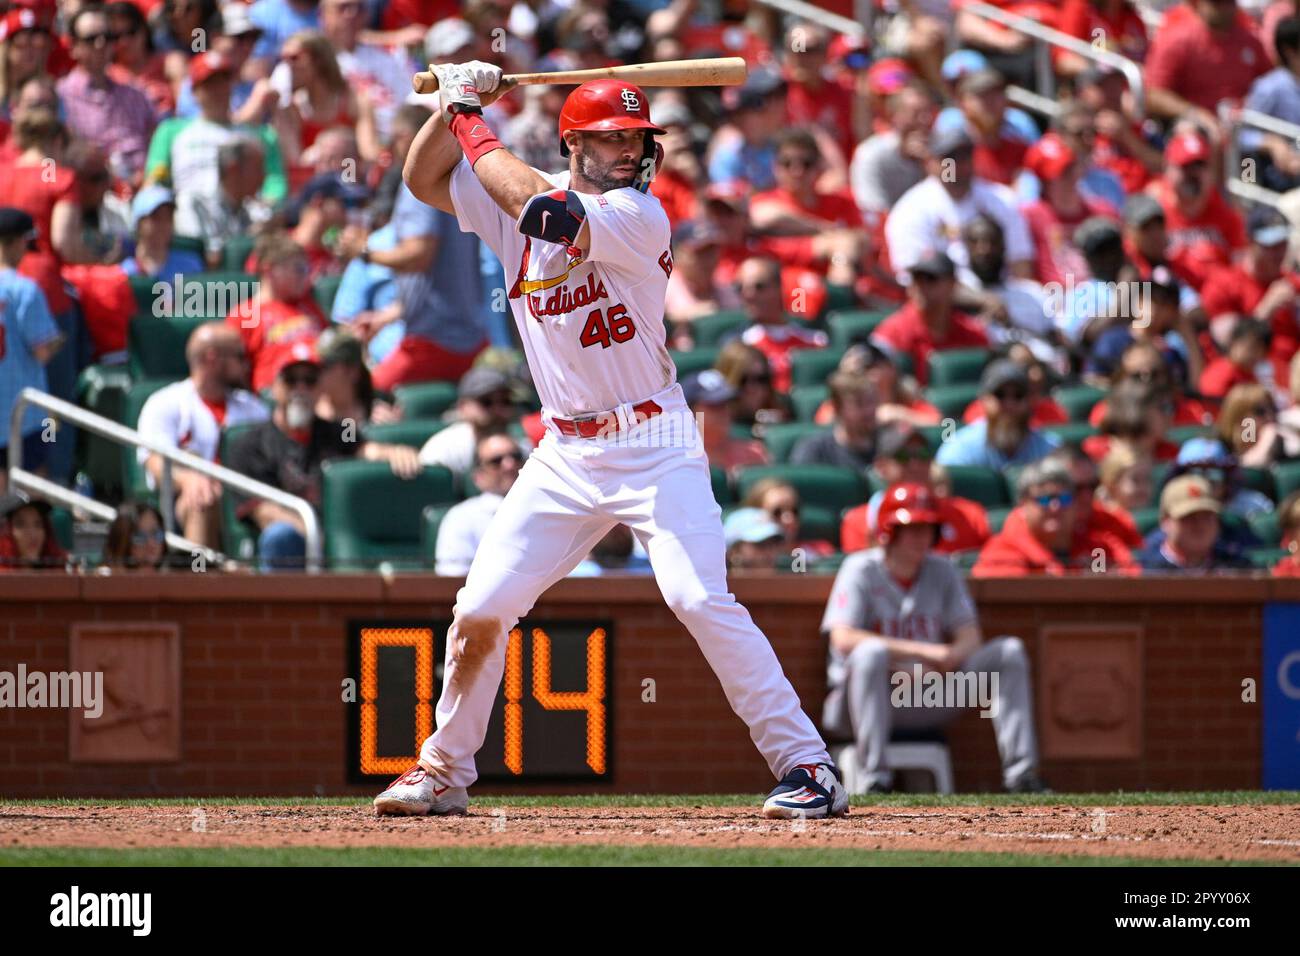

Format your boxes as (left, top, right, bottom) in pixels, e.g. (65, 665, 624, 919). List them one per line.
(411, 56, 747, 95)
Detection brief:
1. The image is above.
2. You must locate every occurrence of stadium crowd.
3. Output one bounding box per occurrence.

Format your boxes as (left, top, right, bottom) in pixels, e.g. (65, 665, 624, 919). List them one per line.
(5, 0, 1300, 578)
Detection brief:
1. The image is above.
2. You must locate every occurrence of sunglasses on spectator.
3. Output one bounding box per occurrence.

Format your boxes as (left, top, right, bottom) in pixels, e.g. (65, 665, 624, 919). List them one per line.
(1253, 404, 1276, 417)
(77, 31, 120, 45)
(483, 450, 524, 468)
(893, 447, 932, 463)
(741, 372, 772, 387)
(133, 530, 165, 545)
(479, 392, 516, 409)
(1034, 491, 1074, 509)
(767, 505, 799, 520)
(1192, 467, 1226, 485)
(1125, 368, 1165, 383)
(776, 155, 816, 170)
(740, 279, 776, 294)
(283, 370, 318, 388)
(993, 388, 1028, 402)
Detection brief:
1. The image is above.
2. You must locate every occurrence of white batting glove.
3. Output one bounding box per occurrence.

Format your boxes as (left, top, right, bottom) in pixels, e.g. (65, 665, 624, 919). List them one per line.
(462, 60, 503, 96)
(433, 63, 481, 113)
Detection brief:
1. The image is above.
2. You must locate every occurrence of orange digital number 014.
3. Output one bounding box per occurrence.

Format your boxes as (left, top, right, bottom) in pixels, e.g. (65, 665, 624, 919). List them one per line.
(503, 627, 607, 776)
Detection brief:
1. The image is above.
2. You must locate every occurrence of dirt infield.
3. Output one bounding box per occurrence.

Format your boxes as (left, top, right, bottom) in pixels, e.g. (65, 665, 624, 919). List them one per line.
(3, 803, 1298, 863)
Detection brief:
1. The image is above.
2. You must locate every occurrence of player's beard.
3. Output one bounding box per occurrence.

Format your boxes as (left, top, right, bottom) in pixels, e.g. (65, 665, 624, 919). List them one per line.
(577, 146, 639, 193)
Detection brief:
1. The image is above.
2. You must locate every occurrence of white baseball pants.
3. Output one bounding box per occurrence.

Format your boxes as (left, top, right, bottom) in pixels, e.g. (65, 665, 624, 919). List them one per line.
(419, 382, 831, 787)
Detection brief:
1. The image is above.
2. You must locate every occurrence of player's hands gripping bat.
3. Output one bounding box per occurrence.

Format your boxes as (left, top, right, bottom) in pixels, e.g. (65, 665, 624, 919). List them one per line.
(431, 60, 505, 114)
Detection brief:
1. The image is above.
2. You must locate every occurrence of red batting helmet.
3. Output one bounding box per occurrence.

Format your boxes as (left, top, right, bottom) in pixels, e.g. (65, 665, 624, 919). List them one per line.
(877, 482, 942, 545)
(558, 80, 665, 156)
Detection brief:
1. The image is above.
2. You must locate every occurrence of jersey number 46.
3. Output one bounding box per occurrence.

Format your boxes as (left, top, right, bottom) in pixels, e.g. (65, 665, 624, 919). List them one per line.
(579, 304, 636, 349)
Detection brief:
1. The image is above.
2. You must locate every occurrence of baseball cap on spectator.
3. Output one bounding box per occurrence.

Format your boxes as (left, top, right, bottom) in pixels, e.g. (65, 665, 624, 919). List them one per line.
(273, 340, 321, 380)
(829, 34, 871, 70)
(723, 67, 783, 113)
(958, 67, 1006, 97)
(673, 219, 722, 249)
(0, 489, 51, 521)
(0, 206, 36, 242)
(866, 57, 912, 96)
(1165, 132, 1210, 167)
(425, 17, 474, 60)
(704, 181, 748, 212)
(0, 8, 43, 42)
(1149, 264, 1181, 299)
(842, 339, 891, 367)
(980, 358, 1030, 395)
(1073, 216, 1123, 255)
(941, 49, 989, 84)
(458, 366, 513, 401)
(1024, 133, 1077, 180)
(191, 51, 233, 87)
(682, 369, 737, 406)
(1160, 474, 1220, 519)
(1176, 437, 1232, 468)
(221, 4, 263, 38)
(130, 185, 175, 227)
(929, 124, 974, 158)
(723, 507, 783, 548)
(908, 250, 956, 280)
(1247, 206, 1291, 247)
(298, 172, 369, 208)
(1123, 193, 1165, 228)
(877, 422, 931, 460)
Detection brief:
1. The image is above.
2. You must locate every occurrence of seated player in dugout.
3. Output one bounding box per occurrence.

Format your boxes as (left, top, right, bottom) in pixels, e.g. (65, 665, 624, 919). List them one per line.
(372, 62, 851, 820)
(820, 482, 1048, 795)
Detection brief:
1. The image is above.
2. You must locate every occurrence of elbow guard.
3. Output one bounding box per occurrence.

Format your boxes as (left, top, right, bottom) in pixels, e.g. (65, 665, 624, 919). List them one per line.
(518, 189, 587, 246)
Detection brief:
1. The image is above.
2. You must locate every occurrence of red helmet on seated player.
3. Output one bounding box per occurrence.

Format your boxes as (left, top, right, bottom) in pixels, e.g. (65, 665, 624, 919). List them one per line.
(877, 482, 942, 545)
(558, 80, 666, 156)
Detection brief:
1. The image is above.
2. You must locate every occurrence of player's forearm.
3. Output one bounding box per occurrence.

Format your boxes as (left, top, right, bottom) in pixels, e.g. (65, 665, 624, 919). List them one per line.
(1145, 87, 1195, 123)
(470, 146, 553, 221)
(830, 626, 934, 662)
(403, 109, 464, 208)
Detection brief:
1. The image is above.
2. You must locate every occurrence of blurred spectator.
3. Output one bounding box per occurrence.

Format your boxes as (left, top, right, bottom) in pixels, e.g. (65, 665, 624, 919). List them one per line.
(1020, 134, 1119, 287)
(346, 182, 488, 391)
(371, 103, 432, 223)
(741, 476, 834, 560)
(136, 322, 269, 547)
(417, 366, 530, 478)
(227, 234, 328, 392)
(1098, 442, 1157, 514)
(1243, 16, 1300, 190)
(0, 207, 61, 496)
(101, 501, 166, 571)
(937, 359, 1063, 468)
(0, 489, 66, 570)
(1121, 193, 1201, 296)
(1199, 206, 1299, 382)
(1144, 0, 1269, 135)
(683, 369, 768, 473)
(707, 66, 785, 191)
(1057, 0, 1150, 65)
(733, 255, 827, 393)
(790, 369, 877, 474)
(1272, 489, 1300, 575)
(972, 456, 1137, 576)
(569, 523, 654, 577)
(713, 340, 787, 431)
(871, 252, 989, 388)
(174, 134, 268, 267)
(664, 219, 740, 335)
(1216, 381, 1285, 467)
(1086, 270, 1202, 387)
(1090, 339, 1217, 427)
(1073, 66, 1162, 195)
(1083, 379, 1180, 463)
(154, 0, 223, 84)
(257, 29, 366, 167)
(174, 7, 265, 123)
(933, 66, 1038, 186)
(1173, 435, 1275, 518)
(249, 0, 322, 71)
(782, 23, 855, 157)
(227, 341, 419, 570)
(961, 214, 1060, 363)
(330, 215, 400, 365)
(505, 82, 569, 177)
(954, 6, 1043, 89)
(885, 125, 1034, 285)
(1279, 349, 1300, 454)
(65, 140, 131, 262)
(874, 2, 950, 93)
(287, 171, 367, 279)
(1199, 319, 1270, 398)
(849, 80, 934, 218)
(315, 327, 396, 428)
(815, 341, 940, 427)
(1053, 445, 1144, 549)
(646, 96, 702, 227)
(57, 4, 155, 184)
(320, 0, 415, 141)
(0, 10, 55, 119)
(1136, 474, 1253, 570)
(434, 432, 525, 576)
(120, 185, 203, 278)
(723, 506, 784, 571)
(840, 424, 991, 554)
(106, 1, 173, 118)
(1152, 131, 1246, 290)
(962, 343, 1068, 426)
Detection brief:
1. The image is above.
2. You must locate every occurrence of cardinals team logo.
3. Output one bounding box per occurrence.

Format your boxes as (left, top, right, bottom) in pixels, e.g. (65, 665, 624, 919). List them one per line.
(620, 88, 641, 112)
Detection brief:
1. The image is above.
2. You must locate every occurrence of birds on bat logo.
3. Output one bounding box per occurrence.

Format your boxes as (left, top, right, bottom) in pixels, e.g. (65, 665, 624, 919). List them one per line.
(621, 89, 641, 112)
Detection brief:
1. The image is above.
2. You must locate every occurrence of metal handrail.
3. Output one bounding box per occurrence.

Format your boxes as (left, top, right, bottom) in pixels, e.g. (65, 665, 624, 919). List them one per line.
(1218, 103, 1294, 211)
(752, 0, 868, 38)
(8, 387, 323, 572)
(961, 0, 1146, 120)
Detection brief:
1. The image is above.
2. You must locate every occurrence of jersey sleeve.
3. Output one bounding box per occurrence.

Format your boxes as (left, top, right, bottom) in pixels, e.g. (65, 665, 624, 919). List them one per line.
(935, 558, 979, 634)
(134, 388, 181, 470)
(15, 279, 58, 351)
(820, 553, 873, 634)
(571, 187, 671, 281)
(448, 157, 514, 261)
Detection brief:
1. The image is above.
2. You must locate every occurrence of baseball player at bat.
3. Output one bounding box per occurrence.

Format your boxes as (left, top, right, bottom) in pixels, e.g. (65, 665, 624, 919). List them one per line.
(373, 61, 848, 820)
(821, 482, 1046, 794)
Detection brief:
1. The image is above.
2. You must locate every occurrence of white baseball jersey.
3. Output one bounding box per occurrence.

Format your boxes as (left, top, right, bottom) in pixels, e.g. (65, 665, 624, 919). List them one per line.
(449, 158, 675, 417)
(135, 379, 269, 487)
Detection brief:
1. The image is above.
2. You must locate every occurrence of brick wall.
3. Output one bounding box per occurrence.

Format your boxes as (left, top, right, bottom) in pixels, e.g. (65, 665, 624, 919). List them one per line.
(0, 574, 1290, 796)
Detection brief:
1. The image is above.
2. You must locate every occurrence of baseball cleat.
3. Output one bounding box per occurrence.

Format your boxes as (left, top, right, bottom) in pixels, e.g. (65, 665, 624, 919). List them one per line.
(373, 764, 469, 817)
(762, 762, 850, 819)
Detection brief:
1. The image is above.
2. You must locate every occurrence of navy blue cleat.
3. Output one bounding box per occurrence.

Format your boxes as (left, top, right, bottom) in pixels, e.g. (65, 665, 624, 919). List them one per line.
(762, 762, 850, 819)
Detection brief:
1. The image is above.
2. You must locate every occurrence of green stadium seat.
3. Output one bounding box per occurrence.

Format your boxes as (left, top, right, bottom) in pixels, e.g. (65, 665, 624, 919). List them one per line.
(763, 423, 829, 463)
(1131, 506, 1160, 536)
(1248, 547, 1287, 569)
(690, 310, 749, 346)
(1274, 460, 1300, 502)
(362, 418, 449, 449)
(1043, 422, 1099, 448)
(735, 464, 869, 517)
(314, 274, 343, 315)
(710, 465, 735, 506)
(924, 383, 981, 420)
(669, 346, 720, 379)
(1166, 425, 1215, 446)
(76, 363, 134, 501)
(322, 460, 458, 570)
(827, 310, 889, 348)
(927, 348, 992, 387)
(222, 234, 256, 272)
(218, 423, 261, 561)
(422, 503, 456, 569)
(950, 549, 980, 571)
(917, 424, 947, 451)
(134, 271, 257, 319)
(1053, 384, 1106, 423)
(986, 506, 1012, 534)
(810, 552, 846, 574)
(1248, 510, 1281, 547)
(790, 384, 828, 422)
(944, 465, 1010, 508)
(121, 378, 177, 501)
(800, 503, 840, 548)
(128, 315, 206, 380)
(790, 348, 839, 388)
(393, 381, 459, 419)
(50, 507, 73, 551)
(1240, 467, 1276, 502)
